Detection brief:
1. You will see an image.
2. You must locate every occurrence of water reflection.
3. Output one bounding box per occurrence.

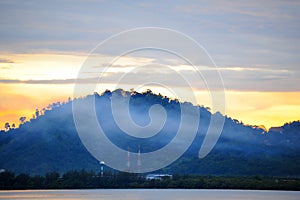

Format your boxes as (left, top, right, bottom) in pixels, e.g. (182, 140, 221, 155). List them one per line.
(0, 189, 299, 200)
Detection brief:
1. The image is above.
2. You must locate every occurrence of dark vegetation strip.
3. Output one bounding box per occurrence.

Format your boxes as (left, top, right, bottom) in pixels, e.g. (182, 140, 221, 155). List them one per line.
(0, 170, 299, 191)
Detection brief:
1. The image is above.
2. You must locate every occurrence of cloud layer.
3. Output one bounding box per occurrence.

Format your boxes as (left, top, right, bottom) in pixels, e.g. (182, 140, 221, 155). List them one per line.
(0, 0, 299, 92)
(0, 0, 299, 129)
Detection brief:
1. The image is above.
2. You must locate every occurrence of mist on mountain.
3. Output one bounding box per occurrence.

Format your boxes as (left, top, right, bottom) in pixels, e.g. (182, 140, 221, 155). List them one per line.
(0, 89, 299, 176)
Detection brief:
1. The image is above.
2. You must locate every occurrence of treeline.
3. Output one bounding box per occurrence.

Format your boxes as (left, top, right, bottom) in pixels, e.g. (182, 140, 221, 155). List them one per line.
(0, 170, 300, 190)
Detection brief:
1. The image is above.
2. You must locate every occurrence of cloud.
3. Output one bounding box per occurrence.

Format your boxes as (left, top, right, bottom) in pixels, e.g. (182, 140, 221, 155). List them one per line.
(0, 0, 299, 93)
(0, 60, 298, 92)
(172, 0, 300, 20)
(0, 58, 14, 63)
(0, 78, 77, 84)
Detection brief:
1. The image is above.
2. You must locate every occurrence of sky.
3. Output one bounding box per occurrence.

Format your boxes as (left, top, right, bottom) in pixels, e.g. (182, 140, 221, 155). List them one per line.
(0, 0, 299, 130)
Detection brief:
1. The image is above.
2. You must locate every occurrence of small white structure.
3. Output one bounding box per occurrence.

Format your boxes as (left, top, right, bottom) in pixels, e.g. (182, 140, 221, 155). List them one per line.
(146, 174, 173, 181)
(0, 169, 5, 173)
(100, 161, 105, 177)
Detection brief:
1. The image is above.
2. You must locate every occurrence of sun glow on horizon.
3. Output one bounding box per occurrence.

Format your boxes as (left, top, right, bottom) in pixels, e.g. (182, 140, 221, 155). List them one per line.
(0, 53, 299, 131)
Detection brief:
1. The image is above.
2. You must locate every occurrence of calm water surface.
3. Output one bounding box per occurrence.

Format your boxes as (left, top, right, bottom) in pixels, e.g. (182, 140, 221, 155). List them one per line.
(0, 189, 299, 200)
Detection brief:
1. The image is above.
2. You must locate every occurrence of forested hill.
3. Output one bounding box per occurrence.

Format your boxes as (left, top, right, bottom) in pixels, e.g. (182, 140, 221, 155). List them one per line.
(0, 89, 299, 176)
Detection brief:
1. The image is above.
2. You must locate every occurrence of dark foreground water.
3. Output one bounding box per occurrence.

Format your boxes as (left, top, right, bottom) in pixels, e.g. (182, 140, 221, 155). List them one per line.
(0, 189, 299, 200)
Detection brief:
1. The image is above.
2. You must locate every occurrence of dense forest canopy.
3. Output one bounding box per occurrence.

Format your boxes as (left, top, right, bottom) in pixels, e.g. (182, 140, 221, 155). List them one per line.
(0, 89, 299, 177)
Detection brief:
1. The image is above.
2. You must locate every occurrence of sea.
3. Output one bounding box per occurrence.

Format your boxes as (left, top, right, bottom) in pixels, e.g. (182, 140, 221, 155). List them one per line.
(0, 189, 299, 200)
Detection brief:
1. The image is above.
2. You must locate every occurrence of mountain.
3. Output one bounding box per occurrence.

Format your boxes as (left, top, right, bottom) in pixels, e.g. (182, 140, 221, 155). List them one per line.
(0, 89, 299, 176)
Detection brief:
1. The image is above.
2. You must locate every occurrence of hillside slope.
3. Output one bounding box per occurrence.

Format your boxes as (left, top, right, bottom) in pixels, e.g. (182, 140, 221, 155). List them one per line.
(0, 89, 299, 176)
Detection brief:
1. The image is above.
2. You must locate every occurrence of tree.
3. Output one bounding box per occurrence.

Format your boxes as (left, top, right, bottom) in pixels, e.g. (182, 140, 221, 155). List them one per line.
(45, 172, 60, 188)
(19, 116, 26, 124)
(47, 104, 52, 110)
(35, 109, 39, 118)
(130, 88, 137, 95)
(41, 108, 46, 115)
(4, 122, 10, 131)
(14, 173, 30, 189)
(143, 89, 153, 95)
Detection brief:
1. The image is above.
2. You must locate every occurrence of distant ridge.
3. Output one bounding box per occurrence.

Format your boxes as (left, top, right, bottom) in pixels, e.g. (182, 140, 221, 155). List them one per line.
(0, 89, 299, 176)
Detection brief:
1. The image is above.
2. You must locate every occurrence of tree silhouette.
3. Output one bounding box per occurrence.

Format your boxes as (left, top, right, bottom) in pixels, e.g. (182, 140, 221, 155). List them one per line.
(19, 116, 26, 125)
(47, 104, 52, 110)
(41, 108, 46, 115)
(4, 122, 10, 131)
(35, 109, 39, 118)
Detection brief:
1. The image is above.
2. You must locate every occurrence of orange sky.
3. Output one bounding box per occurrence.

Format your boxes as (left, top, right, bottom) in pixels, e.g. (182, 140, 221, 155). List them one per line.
(0, 1, 299, 131)
(0, 53, 299, 130)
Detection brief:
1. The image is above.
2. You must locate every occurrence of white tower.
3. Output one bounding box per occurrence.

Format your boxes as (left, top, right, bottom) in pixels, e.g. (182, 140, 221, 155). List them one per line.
(100, 161, 105, 177)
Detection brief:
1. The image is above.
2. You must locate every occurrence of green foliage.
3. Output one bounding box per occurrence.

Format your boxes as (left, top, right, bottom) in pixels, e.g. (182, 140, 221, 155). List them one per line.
(0, 170, 300, 191)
